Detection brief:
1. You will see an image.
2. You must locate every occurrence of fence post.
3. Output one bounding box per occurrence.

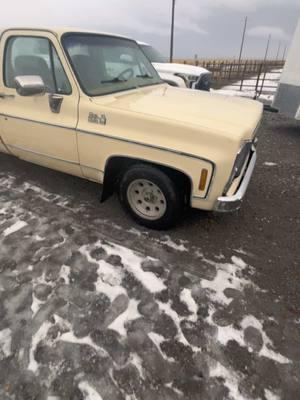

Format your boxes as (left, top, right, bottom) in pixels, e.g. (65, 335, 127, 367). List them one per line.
(239, 61, 248, 91)
(259, 65, 269, 97)
(228, 62, 233, 80)
(254, 63, 263, 98)
(220, 62, 224, 81)
(213, 60, 216, 81)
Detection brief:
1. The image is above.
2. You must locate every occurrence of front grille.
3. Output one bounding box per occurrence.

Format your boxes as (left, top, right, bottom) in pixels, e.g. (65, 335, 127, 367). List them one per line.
(195, 73, 212, 91)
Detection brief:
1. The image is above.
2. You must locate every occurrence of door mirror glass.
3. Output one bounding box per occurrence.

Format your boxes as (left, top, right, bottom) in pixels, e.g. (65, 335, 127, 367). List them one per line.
(14, 75, 46, 96)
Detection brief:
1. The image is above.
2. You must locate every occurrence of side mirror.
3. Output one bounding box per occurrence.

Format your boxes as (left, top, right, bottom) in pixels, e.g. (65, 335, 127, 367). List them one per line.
(14, 75, 46, 97)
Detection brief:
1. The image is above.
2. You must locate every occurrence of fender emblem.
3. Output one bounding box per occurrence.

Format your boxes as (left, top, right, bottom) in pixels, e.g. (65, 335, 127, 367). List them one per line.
(88, 112, 107, 125)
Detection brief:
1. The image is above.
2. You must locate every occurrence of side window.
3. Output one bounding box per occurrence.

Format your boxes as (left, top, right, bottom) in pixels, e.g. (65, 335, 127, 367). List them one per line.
(51, 46, 72, 94)
(4, 36, 71, 95)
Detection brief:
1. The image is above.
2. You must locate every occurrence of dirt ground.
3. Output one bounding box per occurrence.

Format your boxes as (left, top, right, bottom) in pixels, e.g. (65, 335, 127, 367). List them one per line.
(0, 111, 299, 400)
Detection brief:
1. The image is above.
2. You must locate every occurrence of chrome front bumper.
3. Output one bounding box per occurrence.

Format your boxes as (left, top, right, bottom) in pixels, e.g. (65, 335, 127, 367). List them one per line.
(214, 150, 257, 212)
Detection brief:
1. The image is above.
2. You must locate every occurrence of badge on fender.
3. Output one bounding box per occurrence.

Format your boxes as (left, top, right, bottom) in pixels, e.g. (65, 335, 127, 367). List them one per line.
(88, 112, 107, 125)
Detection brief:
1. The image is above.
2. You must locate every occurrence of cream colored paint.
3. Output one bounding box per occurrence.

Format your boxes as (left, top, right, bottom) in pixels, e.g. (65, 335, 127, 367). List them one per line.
(0, 29, 82, 176)
(0, 27, 263, 212)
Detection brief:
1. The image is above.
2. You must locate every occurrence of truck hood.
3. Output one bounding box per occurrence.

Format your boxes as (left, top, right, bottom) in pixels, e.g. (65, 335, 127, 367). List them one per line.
(92, 84, 263, 143)
(152, 62, 209, 76)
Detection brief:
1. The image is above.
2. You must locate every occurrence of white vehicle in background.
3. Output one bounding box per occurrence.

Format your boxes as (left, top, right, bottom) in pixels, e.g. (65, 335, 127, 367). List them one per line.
(273, 20, 300, 120)
(138, 41, 212, 91)
(157, 71, 187, 88)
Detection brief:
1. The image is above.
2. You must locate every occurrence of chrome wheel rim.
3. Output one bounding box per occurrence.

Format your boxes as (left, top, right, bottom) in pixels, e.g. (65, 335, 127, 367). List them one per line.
(127, 179, 167, 221)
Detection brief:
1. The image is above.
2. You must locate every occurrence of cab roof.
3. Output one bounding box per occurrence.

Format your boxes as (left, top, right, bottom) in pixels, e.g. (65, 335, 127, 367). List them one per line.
(0, 27, 134, 41)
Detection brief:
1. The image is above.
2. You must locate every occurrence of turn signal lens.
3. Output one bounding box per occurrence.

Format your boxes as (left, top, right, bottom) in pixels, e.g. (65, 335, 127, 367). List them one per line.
(199, 169, 208, 191)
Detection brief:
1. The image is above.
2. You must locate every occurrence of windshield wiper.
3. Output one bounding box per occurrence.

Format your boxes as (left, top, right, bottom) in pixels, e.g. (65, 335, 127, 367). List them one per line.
(136, 74, 153, 79)
(101, 77, 128, 84)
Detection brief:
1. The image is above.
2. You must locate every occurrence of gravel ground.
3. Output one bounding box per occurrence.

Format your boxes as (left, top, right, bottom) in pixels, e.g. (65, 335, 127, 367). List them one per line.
(0, 111, 299, 400)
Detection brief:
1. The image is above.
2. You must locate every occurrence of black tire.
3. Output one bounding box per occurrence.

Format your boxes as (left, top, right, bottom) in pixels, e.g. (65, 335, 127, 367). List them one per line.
(118, 164, 183, 230)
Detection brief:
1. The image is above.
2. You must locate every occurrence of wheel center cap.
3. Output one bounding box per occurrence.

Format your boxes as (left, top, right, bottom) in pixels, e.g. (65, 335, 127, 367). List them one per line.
(144, 191, 156, 203)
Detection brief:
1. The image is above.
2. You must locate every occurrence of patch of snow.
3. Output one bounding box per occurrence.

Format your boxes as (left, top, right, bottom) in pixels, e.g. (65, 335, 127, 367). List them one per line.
(213, 88, 256, 99)
(78, 381, 103, 400)
(180, 288, 198, 322)
(195, 250, 204, 258)
(108, 299, 140, 336)
(148, 332, 175, 362)
(59, 265, 71, 285)
(0, 328, 12, 359)
(157, 301, 200, 351)
(211, 312, 291, 365)
(231, 256, 247, 269)
(101, 242, 166, 293)
(81, 248, 127, 302)
(28, 321, 53, 372)
(234, 248, 251, 256)
(97, 260, 124, 287)
(0, 207, 7, 215)
(241, 315, 290, 364)
(216, 323, 245, 348)
(34, 235, 45, 241)
(95, 277, 127, 302)
(210, 362, 244, 400)
(264, 389, 280, 400)
(201, 259, 248, 305)
(3, 220, 28, 237)
(127, 227, 143, 236)
(31, 293, 44, 317)
(130, 353, 145, 380)
(264, 162, 277, 167)
(59, 331, 107, 357)
(159, 236, 188, 252)
(165, 382, 184, 396)
(213, 69, 282, 103)
(260, 345, 290, 364)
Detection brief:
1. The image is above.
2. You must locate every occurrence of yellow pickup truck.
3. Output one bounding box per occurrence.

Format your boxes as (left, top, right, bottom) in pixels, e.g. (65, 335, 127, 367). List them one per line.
(0, 27, 263, 229)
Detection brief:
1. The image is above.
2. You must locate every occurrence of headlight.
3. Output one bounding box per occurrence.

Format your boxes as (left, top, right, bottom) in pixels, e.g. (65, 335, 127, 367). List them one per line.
(223, 141, 252, 195)
(232, 141, 252, 178)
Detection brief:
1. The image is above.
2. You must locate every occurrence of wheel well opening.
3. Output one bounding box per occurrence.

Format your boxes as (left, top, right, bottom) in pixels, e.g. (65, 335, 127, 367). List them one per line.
(101, 156, 192, 203)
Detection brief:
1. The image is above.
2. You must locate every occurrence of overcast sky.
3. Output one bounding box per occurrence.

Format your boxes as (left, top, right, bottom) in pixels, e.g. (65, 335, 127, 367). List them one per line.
(1, 0, 299, 59)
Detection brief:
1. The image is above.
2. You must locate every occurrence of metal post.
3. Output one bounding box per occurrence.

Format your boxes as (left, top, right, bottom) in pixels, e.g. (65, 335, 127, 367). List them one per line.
(276, 42, 281, 61)
(282, 45, 287, 61)
(259, 35, 271, 96)
(240, 60, 248, 91)
(254, 63, 263, 99)
(263, 34, 271, 64)
(170, 0, 176, 63)
(238, 16, 248, 65)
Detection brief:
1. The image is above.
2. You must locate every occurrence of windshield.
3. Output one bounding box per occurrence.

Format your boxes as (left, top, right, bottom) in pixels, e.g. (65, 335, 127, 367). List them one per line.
(140, 44, 168, 63)
(62, 34, 162, 96)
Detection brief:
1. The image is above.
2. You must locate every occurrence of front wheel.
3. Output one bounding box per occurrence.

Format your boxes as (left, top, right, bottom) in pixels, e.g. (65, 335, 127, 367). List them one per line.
(118, 164, 183, 230)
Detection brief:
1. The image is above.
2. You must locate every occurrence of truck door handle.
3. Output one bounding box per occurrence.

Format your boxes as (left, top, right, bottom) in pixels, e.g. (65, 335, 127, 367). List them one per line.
(0, 93, 15, 99)
(49, 94, 63, 114)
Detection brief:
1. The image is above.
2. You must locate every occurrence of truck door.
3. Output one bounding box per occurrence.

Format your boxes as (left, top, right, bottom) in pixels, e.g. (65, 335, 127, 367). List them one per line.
(0, 30, 81, 177)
